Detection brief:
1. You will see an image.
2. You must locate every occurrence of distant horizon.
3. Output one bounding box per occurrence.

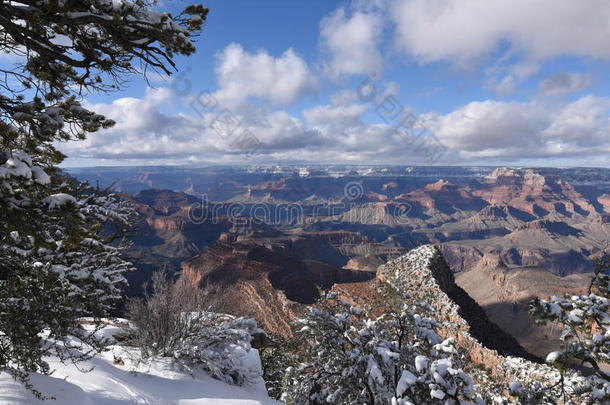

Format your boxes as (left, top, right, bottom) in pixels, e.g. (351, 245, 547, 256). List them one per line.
(64, 163, 610, 170)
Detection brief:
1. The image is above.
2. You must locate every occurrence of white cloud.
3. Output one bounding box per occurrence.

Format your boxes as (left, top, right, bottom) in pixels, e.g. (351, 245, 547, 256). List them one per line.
(542, 96, 610, 144)
(319, 5, 384, 78)
(317, 0, 607, 96)
(304, 103, 367, 127)
(538, 73, 593, 96)
(60, 88, 325, 161)
(62, 86, 440, 164)
(429, 95, 610, 160)
(391, 0, 610, 66)
(214, 43, 318, 108)
(429, 100, 548, 154)
(63, 85, 610, 167)
(43, 0, 610, 168)
(61, 88, 216, 160)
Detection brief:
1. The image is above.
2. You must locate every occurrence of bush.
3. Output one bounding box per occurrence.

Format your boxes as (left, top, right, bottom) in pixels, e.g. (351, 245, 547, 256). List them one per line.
(126, 271, 262, 385)
(259, 333, 299, 399)
(281, 292, 480, 405)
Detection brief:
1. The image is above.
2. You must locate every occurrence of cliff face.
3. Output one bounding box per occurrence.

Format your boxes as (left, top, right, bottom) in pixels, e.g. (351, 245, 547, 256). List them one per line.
(439, 243, 596, 275)
(183, 238, 581, 365)
(376, 245, 539, 363)
(600, 194, 610, 212)
(182, 242, 541, 372)
(180, 241, 545, 366)
(182, 243, 299, 338)
(456, 265, 591, 356)
(331, 245, 561, 387)
(181, 240, 376, 337)
(134, 189, 196, 215)
(125, 168, 610, 285)
(396, 179, 487, 213)
(472, 168, 595, 216)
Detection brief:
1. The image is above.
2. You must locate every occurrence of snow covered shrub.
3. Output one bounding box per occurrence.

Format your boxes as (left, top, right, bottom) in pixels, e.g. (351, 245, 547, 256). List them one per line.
(126, 272, 206, 357)
(281, 292, 482, 405)
(126, 272, 262, 385)
(530, 253, 610, 403)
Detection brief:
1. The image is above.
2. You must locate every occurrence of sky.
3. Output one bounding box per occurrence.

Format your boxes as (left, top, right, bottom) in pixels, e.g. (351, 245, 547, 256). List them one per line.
(56, 0, 610, 167)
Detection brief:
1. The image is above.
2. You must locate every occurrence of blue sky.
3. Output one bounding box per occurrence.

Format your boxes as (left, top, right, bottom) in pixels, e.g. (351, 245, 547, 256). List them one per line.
(60, 0, 610, 167)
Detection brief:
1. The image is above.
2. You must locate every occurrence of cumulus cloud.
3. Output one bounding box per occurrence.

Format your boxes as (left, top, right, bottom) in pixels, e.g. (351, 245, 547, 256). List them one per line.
(214, 43, 318, 107)
(391, 0, 610, 66)
(542, 96, 610, 144)
(62, 54, 610, 168)
(60, 88, 214, 160)
(61, 88, 329, 161)
(304, 103, 367, 127)
(319, 5, 384, 78)
(62, 85, 446, 164)
(538, 73, 593, 96)
(428, 95, 610, 160)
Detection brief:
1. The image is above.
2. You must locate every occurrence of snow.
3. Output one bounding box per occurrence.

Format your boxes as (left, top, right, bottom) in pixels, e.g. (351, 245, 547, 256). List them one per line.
(0, 151, 50, 186)
(430, 389, 445, 400)
(0, 324, 281, 405)
(545, 351, 562, 364)
(549, 302, 562, 316)
(368, 359, 385, 384)
(0, 153, 32, 179)
(43, 193, 77, 209)
(0, 362, 278, 405)
(30, 166, 50, 185)
(396, 370, 417, 396)
(434, 338, 457, 354)
(433, 358, 451, 376)
(414, 355, 428, 373)
(567, 309, 584, 324)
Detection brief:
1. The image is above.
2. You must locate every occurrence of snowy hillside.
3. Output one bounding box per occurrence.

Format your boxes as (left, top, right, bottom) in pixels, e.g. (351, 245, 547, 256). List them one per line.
(0, 322, 280, 405)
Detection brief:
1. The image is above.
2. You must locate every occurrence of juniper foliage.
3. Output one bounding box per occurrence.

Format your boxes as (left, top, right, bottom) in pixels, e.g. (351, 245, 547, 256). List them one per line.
(0, 0, 207, 395)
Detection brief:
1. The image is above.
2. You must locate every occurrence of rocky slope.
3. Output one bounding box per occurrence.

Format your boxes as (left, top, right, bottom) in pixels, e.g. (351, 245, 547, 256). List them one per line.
(455, 263, 591, 356)
(182, 240, 543, 366)
(600, 194, 610, 212)
(332, 245, 570, 396)
(472, 168, 596, 216)
(181, 238, 375, 337)
(120, 167, 610, 278)
(376, 245, 538, 362)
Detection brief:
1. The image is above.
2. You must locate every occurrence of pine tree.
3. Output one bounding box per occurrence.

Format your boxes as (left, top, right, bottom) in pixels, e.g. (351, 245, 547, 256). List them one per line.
(0, 0, 208, 396)
(530, 253, 610, 403)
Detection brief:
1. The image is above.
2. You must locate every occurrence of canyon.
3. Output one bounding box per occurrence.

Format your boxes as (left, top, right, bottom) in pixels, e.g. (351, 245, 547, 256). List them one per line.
(72, 165, 610, 357)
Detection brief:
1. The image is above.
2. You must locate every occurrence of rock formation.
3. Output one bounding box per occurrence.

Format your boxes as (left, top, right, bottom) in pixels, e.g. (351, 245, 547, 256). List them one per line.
(376, 245, 538, 362)
(181, 239, 375, 337)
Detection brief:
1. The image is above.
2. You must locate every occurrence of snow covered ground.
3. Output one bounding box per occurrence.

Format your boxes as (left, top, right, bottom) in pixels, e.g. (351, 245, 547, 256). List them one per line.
(0, 322, 281, 405)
